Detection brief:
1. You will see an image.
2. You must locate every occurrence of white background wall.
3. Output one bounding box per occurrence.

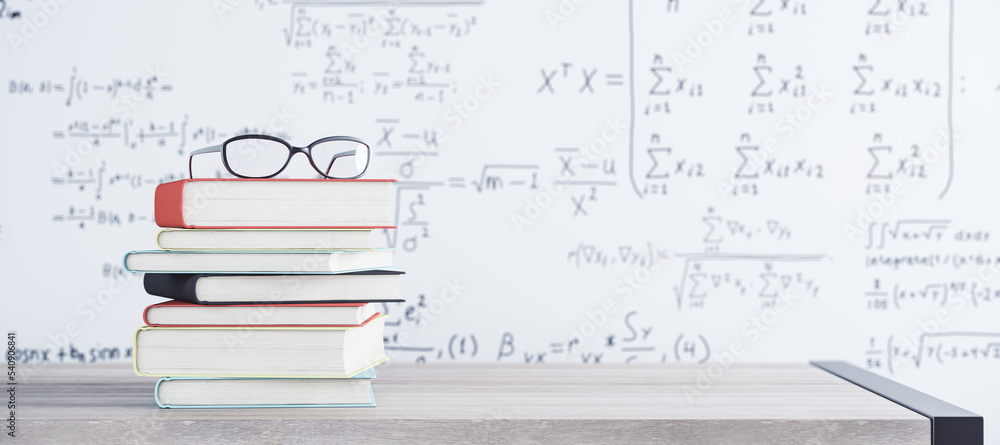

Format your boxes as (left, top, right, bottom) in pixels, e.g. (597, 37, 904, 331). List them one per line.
(2, 0, 998, 440)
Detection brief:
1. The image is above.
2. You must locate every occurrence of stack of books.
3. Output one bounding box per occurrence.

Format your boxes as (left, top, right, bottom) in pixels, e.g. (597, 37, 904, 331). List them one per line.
(124, 178, 401, 408)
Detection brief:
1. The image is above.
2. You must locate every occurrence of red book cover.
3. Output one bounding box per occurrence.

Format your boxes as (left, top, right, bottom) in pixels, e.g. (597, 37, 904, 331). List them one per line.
(142, 301, 380, 328)
(153, 178, 397, 229)
(154, 180, 187, 228)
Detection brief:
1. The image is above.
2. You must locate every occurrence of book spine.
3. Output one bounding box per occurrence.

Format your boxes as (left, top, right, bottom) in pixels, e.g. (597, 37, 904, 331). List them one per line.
(142, 303, 156, 326)
(122, 251, 137, 272)
(132, 327, 144, 376)
(154, 378, 169, 408)
(154, 180, 189, 228)
(153, 229, 167, 250)
(143, 273, 203, 304)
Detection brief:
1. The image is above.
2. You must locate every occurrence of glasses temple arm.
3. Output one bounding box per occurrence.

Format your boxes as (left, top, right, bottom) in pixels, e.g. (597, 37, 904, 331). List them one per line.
(188, 145, 222, 178)
(324, 149, 360, 175)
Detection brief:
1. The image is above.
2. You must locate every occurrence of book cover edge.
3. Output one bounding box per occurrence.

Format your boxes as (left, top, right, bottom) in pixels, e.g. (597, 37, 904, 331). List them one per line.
(144, 311, 381, 328)
(154, 383, 375, 409)
(154, 179, 190, 228)
(137, 354, 389, 379)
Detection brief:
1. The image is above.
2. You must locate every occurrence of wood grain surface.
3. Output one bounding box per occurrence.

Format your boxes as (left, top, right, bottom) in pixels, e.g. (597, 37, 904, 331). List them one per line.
(14, 362, 928, 444)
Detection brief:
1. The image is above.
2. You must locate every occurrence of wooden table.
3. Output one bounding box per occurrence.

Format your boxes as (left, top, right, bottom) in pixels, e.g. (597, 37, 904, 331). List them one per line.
(14, 362, 979, 444)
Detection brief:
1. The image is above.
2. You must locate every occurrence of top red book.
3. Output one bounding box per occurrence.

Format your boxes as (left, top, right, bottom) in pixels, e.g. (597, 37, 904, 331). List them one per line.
(154, 179, 395, 229)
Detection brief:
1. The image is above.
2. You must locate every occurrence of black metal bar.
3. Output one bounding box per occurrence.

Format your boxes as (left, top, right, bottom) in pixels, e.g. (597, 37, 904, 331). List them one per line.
(811, 361, 982, 445)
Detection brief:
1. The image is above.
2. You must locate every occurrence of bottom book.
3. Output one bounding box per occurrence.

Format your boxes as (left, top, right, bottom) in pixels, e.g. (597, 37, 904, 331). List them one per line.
(154, 369, 376, 408)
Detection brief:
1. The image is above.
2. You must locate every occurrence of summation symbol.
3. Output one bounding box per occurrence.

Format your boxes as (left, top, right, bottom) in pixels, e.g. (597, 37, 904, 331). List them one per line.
(854, 56, 874, 95)
(409, 46, 426, 74)
(674, 253, 823, 310)
(735, 146, 759, 179)
(759, 267, 779, 301)
(867, 145, 892, 179)
(701, 208, 793, 245)
(750, 0, 772, 16)
(868, 0, 928, 17)
(703, 214, 724, 243)
(751, 64, 772, 97)
(650, 67, 671, 95)
(868, 0, 891, 15)
(645, 147, 672, 179)
(688, 267, 708, 306)
(284, 7, 322, 46)
(325, 46, 356, 74)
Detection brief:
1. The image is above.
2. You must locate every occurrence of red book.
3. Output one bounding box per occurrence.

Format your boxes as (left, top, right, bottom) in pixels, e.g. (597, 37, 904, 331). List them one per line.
(142, 301, 380, 327)
(154, 179, 395, 229)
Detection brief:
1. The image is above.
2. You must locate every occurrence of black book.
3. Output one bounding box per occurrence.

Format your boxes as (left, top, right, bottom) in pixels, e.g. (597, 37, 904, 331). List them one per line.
(144, 270, 404, 304)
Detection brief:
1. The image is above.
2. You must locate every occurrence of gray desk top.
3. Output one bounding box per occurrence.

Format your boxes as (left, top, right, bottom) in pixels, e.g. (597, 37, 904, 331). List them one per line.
(16, 363, 928, 444)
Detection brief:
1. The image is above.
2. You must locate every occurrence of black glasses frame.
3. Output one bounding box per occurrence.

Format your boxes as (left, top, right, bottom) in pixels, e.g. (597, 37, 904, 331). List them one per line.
(188, 134, 371, 179)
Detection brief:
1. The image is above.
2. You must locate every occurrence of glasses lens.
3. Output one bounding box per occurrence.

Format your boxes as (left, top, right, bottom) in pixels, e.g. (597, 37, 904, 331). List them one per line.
(223, 138, 290, 178)
(310, 139, 369, 178)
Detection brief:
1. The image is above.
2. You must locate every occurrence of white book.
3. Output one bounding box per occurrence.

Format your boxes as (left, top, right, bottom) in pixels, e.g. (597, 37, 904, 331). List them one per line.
(123, 249, 393, 273)
(133, 316, 388, 378)
(155, 229, 373, 251)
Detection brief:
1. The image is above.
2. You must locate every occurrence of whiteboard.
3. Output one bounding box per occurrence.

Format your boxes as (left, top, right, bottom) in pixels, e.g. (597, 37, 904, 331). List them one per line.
(2, 0, 998, 439)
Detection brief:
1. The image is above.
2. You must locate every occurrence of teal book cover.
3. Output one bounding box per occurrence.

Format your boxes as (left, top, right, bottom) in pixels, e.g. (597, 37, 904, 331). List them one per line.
(154, 369, 377, 409)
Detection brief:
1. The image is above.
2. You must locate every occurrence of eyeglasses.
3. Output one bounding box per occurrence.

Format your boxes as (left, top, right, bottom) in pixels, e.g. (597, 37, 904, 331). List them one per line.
(188, 134, 371, 179)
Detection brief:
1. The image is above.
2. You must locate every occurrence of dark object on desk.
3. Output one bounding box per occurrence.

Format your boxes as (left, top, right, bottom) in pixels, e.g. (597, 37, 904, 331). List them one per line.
(812, 361, 983, 445)
(143, 270, 404, 304)
(187, 134, 372, 180)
